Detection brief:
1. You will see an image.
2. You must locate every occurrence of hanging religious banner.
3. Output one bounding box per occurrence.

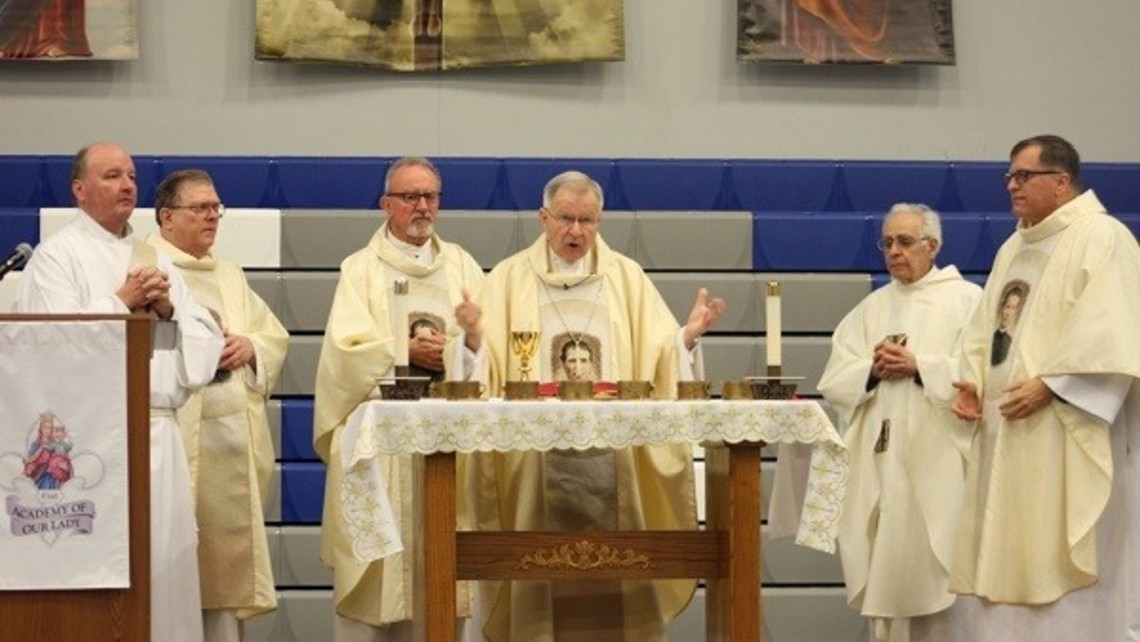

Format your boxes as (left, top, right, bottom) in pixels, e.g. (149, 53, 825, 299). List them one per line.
(256, 0, 624, 71)
(0, 0, 138, 60)
(737, 0, 954, 65)
(0, 320, 130, 590)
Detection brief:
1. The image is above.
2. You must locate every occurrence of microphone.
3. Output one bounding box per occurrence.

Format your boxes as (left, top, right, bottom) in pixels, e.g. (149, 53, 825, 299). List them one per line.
(0, 242, 33, 280)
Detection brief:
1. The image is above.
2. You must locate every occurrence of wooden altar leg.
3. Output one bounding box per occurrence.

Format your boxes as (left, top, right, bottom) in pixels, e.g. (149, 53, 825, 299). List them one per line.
(705, 442, 763, 642)
(423, 451, 458, 642)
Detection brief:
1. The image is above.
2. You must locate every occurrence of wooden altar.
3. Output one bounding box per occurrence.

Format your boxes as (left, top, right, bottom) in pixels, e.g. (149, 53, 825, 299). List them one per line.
(341, 399, 847, 642)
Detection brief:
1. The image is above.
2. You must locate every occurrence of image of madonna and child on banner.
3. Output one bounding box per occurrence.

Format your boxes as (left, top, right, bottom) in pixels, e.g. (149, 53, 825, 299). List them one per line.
(737, 0, 955, 64)
(0, 0, 137, 60)
(0, 320, 130, 590)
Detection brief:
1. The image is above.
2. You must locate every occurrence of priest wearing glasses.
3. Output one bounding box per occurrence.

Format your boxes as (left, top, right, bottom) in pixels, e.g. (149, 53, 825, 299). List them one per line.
(314, 156, 485, 642)
(450, 170, 726, 642)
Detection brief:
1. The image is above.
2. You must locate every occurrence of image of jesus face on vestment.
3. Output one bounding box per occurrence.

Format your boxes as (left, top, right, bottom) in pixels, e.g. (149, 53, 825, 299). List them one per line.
(550, 332, 602, 382)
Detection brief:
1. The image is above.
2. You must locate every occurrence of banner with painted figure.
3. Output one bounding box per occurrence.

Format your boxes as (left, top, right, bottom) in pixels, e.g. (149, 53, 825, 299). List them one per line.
(0, 0, 138, 60)
(256, 0, 624, 71)
(0, 320, 129, 590)
(737, 0, 954, 64)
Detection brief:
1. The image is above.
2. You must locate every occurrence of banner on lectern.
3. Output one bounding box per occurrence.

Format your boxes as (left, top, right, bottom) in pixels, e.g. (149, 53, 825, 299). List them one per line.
(0, 320, 130, 590)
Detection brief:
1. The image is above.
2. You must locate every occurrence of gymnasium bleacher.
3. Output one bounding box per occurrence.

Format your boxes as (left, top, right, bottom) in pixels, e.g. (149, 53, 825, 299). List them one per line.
(3, 156, 1138, 641)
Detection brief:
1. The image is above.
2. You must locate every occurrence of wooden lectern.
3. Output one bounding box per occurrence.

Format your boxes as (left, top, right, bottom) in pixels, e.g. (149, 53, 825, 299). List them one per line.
(0, 314, 151, 642)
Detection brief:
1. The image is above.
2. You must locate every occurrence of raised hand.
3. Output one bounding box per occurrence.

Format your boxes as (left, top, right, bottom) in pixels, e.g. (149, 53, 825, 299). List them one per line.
(683, 287, 727, 348)
(454, 288, 483, 352)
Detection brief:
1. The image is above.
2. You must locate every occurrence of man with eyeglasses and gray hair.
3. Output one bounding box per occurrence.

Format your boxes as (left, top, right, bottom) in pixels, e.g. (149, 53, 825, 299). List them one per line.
(816, 202, 981, 642)
(14, 142, 224, 642)
(313, 156, 484, 642)
(146, 169, 289, 642)
(939, 135, 1140, 642)
(451, 170, 726, 641)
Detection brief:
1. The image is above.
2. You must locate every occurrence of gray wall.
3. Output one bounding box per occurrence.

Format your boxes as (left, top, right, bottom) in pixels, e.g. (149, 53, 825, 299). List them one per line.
(1, 0, 1138, 161)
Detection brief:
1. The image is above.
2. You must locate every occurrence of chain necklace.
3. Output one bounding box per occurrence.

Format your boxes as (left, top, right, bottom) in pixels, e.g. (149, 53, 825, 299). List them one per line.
(541, 278, 605, 353)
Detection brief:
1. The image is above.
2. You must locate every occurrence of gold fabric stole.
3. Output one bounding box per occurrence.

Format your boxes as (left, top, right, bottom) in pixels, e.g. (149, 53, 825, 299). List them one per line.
(150, 236, 259, 608)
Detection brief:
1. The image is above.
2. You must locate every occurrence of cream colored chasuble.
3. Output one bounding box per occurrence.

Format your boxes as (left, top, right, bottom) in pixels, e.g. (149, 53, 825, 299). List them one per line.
(314, 223, 483, 627)
(952, 191, 1140, 605)
(147, 234, 287, 617)
(469, 235, 696, 642)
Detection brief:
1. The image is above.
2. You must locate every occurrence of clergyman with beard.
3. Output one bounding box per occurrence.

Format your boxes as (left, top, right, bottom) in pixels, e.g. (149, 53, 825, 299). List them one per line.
(312, 156, 485, 642)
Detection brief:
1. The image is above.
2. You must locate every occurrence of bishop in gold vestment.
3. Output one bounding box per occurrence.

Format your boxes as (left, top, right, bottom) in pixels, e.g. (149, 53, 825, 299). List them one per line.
(452, 170, 725, 642)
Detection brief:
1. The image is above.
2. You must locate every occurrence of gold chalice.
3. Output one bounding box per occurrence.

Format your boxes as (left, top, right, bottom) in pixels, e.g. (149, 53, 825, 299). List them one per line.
(510, 330, 541, 382)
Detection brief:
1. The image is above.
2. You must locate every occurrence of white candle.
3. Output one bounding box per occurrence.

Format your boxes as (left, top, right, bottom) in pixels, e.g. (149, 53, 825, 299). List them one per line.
(766, 281, 782, 368)
(393, 278, 409, 368)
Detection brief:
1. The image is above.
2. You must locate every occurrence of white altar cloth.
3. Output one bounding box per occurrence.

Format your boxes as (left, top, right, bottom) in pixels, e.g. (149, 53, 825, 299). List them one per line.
(340, 398, 848, 562)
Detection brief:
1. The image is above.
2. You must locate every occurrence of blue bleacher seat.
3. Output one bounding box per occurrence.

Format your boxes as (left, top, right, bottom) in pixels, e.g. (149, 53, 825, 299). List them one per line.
(753, 212, 879, 271)
(730, 161, 839, 213)
(157, 157, 274, 208)
(614, 160, 727, 211)
(280, 463, 326, 523)
(983, 212, 1018, 254)
(280, 398, 318, 461)
(274, 158, 390, 209)
(36, 156, 75, 208)
(1084, 164, 1140, 214)
(434, 158, 504, 210)
(841, 162, 951, 213)
(964, 272, 989, 287)
(0, 208, 40, 250)
(500, 159, 616, 210)
(0, 158, 42, 208)
(130, 156, 162, 209)
(951, 162, 1009, 213)
(938, 213, 994, 273)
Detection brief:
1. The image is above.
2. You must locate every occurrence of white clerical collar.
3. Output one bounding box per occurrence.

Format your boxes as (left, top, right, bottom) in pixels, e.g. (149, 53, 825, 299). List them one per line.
(78, 208, 134, 240)
(548, 247, 590, 276)
(387, 230, 434, 267)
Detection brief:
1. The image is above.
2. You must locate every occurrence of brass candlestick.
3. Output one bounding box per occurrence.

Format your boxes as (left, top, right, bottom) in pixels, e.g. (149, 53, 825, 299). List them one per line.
(510, 330, 540, 382)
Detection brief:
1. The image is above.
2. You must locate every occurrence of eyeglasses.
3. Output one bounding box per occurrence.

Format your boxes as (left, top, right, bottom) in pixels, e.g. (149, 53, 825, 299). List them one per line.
(387, 191, 441, 205)
(1003, 169, 1063, 186)
(550, 213, 600, 229)
(168, 202, 225, 217)
(877, 235, 930, 251)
